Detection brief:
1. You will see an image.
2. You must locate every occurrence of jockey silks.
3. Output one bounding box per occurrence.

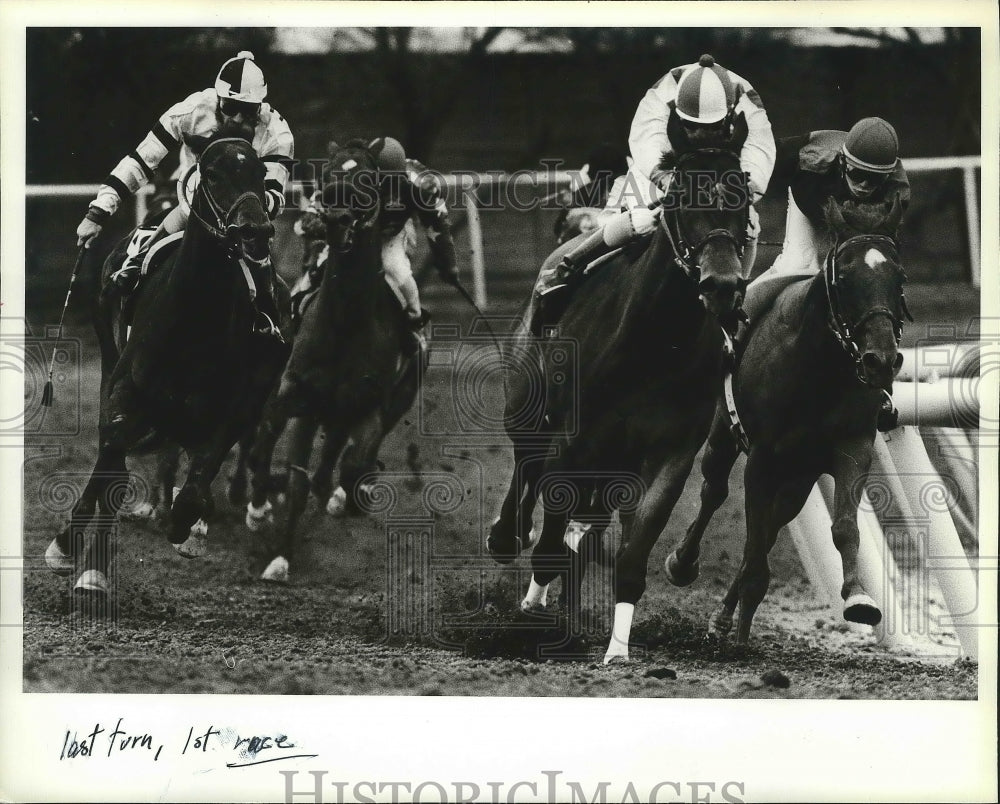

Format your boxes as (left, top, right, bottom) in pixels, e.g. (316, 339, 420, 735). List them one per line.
(767, 130, 911, 229)
(628, 61, 776, 202)
(89, 88, 294, 221)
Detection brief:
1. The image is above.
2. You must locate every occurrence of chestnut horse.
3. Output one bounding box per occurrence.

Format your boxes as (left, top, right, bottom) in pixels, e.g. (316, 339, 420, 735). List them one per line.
(666, 195, 908, 644)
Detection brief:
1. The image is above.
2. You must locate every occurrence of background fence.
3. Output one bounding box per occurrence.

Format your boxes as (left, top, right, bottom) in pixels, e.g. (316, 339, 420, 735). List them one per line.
(22, 153, 983, 319)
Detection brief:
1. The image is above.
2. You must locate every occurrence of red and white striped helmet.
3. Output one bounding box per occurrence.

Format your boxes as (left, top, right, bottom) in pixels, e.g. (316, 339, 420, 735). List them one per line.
(215, 51, 268, 104)
(676, 54, 736, 125)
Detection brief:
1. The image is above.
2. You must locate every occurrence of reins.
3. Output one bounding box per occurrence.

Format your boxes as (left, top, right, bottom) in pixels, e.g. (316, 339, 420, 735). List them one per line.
(823, 233, 910, 386)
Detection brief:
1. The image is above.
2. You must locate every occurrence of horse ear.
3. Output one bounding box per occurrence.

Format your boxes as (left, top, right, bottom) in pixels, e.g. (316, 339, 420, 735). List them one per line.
(823, 196, 851, 237)
(184, 132, 213, 157)
(879, 192, 904, 238)
(728, 111, 749, 153)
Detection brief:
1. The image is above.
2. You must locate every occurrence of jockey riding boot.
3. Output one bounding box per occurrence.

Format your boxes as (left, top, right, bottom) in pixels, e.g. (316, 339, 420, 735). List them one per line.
(553, 227, 618, 287)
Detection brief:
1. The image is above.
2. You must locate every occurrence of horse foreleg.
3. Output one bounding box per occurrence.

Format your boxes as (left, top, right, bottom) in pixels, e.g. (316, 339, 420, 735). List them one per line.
(337, 410, 386, 515)
(155, 446, 181, 521)
(523, 504, 570, 613)
(228, 431, 253, 507)
(169, 424, 242, 557)
(667, 405, 741, 587)
(313, 423, 350, 515)
(830, 440, 882, 626)
(734, 448, 816, 644)
(488, 443, 551, 564)
(245, 390, 289, 531)
(261, 416, 320, 583)
(606, 448, 699, 664)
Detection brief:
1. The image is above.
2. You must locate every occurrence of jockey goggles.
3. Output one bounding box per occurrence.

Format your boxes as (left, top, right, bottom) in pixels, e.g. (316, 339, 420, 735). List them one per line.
(844, 164, 889, 188)
(218, 98, 261, 119)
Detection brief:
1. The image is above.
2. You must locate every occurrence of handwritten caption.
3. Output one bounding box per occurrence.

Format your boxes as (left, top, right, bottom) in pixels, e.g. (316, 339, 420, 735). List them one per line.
(59, 719, 317, 768)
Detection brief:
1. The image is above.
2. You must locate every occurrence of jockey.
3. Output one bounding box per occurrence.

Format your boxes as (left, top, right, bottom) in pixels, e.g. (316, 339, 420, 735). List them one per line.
(75, 51, 294, 293)
(757, 116, 910, 280)
(548, 55, 775, 286)
(552, 142, 628, 244)
(292, 136, 459, 335)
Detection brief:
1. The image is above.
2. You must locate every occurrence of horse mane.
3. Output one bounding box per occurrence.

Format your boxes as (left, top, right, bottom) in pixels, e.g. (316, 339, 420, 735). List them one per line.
(823, 193, 904, 241)
(184, 121, 255, 157)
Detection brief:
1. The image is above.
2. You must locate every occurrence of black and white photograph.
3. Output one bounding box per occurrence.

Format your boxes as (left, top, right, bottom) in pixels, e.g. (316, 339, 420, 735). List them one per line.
(1, 1, 997, 801)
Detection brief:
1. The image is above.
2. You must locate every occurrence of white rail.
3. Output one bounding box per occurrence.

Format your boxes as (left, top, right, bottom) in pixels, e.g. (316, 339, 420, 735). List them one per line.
(23, 154, 984, 303)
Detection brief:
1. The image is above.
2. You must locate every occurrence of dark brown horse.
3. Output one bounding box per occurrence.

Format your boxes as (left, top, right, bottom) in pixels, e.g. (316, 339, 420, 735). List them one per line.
(45, 136, 289, 603)
(489, 141, 752, 663)
(665, 195, 908, 644)
(243, 139, 419, 583)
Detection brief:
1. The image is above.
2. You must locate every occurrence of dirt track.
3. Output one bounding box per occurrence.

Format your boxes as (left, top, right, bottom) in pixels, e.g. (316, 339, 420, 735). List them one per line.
(21, 286, 979, 699)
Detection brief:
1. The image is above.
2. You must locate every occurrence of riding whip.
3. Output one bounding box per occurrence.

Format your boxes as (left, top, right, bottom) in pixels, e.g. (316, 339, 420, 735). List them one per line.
(41, 247, 86, 407)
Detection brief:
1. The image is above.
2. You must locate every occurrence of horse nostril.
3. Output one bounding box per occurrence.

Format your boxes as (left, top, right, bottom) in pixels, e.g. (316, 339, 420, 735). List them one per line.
(862, 352, 885, 374)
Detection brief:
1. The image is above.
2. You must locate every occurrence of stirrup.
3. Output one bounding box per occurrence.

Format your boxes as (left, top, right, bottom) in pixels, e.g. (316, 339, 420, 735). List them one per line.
(253, 311, 284, 342)
(110, 259, 142, 291)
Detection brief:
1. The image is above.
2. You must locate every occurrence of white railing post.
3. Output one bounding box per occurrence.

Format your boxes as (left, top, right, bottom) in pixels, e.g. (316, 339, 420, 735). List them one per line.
(464, 192, 487, 309)
(962, 165, 981, 288)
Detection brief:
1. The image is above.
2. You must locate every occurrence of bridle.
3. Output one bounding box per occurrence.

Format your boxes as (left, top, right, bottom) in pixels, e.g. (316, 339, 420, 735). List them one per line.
(659, 149, 750, 280)
(187, 138, 271, 267)
(320, 151, 381, 253)
(823, 233, 911, 386)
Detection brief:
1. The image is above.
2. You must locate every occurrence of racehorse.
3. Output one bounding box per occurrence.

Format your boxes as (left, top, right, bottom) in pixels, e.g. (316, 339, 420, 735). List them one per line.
(243, 139, 420, 583)
(489, 133, 753, 663)
(665, 194, 908, 644)
(45, 135, 289, 602)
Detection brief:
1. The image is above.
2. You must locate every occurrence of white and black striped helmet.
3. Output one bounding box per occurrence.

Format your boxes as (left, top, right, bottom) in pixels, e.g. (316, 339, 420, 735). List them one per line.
(215, 51, 267, 104)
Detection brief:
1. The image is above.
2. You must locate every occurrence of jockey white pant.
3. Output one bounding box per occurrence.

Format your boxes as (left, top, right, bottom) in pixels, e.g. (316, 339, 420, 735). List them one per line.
(381, 218, 421, 321)
(604, 168, 761, 276)
(756, 188, 831, 281)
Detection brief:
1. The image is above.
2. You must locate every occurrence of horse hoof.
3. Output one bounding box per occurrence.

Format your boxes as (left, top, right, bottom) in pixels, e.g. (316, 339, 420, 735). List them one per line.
(120, 502, 155, 522)
(844, 593, 882, 626)
(486, 517, 522, 565)
(326, 487, 348, 518)
(603, 649, 630, 665)
(664, 551, 699, 587)
(174, 521, 208, 559)
(245, 500, 274, 531)
(73, 569, 110, 595)
(707, 609, 733, 638)
(261, 556, 290, 584)
(45, 539, 74, 576)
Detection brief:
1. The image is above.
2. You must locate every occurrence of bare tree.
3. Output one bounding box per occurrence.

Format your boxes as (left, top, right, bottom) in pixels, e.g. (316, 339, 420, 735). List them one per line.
(830, 27, 980, 154)
(364, 27, 506, 161)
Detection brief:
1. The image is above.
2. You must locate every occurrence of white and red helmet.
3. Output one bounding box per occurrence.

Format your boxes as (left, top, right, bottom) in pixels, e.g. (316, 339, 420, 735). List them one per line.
(676, 54, 737, 125)
(215, 51, 268, 104)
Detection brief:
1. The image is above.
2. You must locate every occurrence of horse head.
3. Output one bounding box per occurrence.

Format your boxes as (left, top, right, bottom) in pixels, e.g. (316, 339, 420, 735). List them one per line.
(189, 134, 274, 265)
(318, 139, 381, 253)
(822, 194, 908, 389)
(659, 138, 751, 324)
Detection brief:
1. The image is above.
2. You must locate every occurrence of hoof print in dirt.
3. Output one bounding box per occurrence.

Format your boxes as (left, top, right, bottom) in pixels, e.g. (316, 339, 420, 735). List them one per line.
(760, 669, 791, 689)
(644, 667, 678, 680)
